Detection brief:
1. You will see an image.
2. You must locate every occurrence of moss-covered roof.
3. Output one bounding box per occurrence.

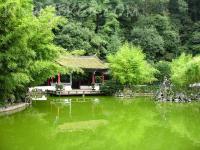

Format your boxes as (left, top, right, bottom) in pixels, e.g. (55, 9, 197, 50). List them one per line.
(56, 56, 108, 70)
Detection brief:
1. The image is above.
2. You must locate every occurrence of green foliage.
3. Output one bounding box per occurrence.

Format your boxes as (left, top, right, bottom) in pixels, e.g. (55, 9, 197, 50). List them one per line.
(186, 22, 200, 55)
(28, 6, 65, 60)
(55, 83, 64, 91)
(33, 0, 200, 61)
(70, 50, 86, 56)
(171, 53, 200, 88)
(100, 80, 123, 95)
(107, 43, 158, 86)
(131, 27, 165, 60)
(135, 15, 172, 34)
(155, 61, 171, 82)
(0, 0, 66, 102)
(55, 22, 93, 52)
(171, 53, 192, 87)
(185, 57, 200, 84)
(35, 0, 123, 59)
(1, 0, 200, 100)
(30, 61, 67, 86)
(187, 0, 200, 21)
(131, 15, 180, 61)
(169, 0, 188, 17)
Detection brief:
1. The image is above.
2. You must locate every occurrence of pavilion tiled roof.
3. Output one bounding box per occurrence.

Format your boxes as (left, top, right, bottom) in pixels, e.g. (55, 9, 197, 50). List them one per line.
(56, 56, 108, 70)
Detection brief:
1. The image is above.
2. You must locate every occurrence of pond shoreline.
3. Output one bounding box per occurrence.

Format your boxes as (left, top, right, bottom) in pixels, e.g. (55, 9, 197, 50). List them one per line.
(0, 103, 30, 116)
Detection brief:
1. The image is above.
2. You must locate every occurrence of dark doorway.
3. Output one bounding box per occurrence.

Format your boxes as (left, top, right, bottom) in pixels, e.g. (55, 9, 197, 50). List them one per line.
(72, 79, 80, 89)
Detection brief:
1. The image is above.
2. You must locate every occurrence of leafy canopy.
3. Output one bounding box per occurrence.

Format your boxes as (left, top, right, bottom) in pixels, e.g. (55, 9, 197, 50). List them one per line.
(34, 0, 200, 61)
(107, 43, 158, 85)
(131, 15, 180, 61)
(171, 53, 200, 88)
(155, 61, 171, 83)
(0, 0, 67, 101)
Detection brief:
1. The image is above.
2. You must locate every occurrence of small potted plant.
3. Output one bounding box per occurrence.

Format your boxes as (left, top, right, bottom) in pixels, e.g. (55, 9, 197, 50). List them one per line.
(56, 83, 64, 91)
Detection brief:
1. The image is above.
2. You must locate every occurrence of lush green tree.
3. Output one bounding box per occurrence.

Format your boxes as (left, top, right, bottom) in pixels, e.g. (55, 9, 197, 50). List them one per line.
(187, 0, 200, 21)
(55, 22, 93, 52)
(184, 56, 200, 85)
(32, 0, 200, 62)
(171, 53, 192, 88)
(97, 12, 122, 57)
(170, 53, 200, 88)
(1, 0, 200, 101)
(186, 22, 200, 55)
(100, 79, 123, 95)
(34, 0, 123, 59)
(169, 0, 188, 17)
(155, 61, 171, 83)
(135, 15, 172, 34)
(131, 27, 165, 60)
(130, 15, 180, 61)
(106, 34, 122, 55)
(70, 50, 86, 56)
(107, 43, 158, 86)
(0, 0, 66, 102)
(32, 0, 200, 61)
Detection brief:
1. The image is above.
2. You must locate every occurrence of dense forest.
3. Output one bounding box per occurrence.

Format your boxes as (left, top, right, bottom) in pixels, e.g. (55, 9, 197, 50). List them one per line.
(34, 0, 200, 61)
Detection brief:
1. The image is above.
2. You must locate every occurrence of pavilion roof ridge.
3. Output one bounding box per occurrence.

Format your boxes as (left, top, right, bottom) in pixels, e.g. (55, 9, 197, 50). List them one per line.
(57, 55, 108, 70)
(64, 55, 98, 59)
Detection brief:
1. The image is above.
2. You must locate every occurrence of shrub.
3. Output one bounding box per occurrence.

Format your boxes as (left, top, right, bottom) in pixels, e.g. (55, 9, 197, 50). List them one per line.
(171, 53, 200, 89)
(100, 80, 123, 95)
(56, 84, 64, 91)
(107, 43, 158, 86)
(155, 61, 171, 83)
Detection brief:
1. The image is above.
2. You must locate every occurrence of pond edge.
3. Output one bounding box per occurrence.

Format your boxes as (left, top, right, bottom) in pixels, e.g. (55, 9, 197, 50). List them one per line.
(0, 103, 30, 116)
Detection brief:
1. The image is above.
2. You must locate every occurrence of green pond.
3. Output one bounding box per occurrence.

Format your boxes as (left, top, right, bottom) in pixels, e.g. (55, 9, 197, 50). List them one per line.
(1, 96, 200, 150)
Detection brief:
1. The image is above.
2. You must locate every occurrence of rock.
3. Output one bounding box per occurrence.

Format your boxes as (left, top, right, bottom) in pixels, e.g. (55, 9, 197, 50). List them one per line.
(156, 77, 199, 103)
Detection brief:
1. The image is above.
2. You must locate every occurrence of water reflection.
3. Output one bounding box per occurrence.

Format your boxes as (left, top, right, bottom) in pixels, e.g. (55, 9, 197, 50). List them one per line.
(156, 102, 200, 145)
(50, 97, 104, 124)
(50, 99, 72, 124)
(1, 97, 200, 150)
(36, 97, 200, 149)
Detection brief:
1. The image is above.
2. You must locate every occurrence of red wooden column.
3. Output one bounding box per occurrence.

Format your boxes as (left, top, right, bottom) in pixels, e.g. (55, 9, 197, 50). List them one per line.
(92, 71, 96, 84)
(101, 72, 105, 83)
(47, 78, 50, 86)
(51, 76, 54, 83)
(58, 73, 61, 84)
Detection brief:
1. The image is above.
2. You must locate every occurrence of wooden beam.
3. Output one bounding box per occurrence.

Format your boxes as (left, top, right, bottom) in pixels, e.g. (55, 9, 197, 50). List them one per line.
(48, 79, 50, 86)
(92, 71, 96, 84)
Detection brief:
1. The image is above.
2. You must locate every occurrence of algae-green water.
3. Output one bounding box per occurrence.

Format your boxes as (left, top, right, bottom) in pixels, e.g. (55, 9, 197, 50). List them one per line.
(1, 96, 200, 150)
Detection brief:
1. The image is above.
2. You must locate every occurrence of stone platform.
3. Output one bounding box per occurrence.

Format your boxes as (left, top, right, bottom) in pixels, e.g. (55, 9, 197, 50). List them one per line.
(47, 89, 101, 96)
